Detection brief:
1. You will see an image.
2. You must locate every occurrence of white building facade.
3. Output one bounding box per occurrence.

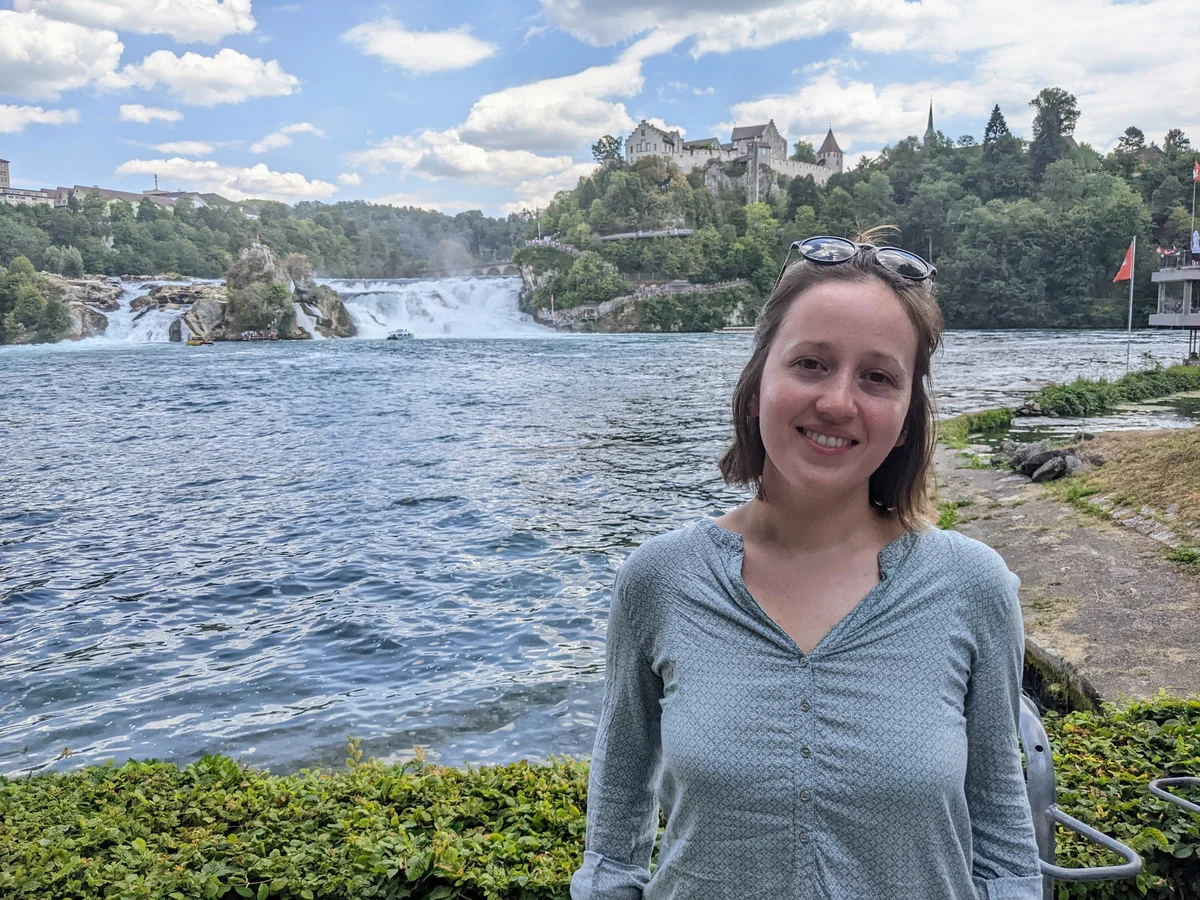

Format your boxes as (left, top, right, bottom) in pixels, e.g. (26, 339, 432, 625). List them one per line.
(624, 120, 843, 185)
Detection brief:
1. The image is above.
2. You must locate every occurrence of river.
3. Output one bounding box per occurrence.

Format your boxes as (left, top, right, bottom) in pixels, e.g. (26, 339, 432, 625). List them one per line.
(3, 282, 1198, 776)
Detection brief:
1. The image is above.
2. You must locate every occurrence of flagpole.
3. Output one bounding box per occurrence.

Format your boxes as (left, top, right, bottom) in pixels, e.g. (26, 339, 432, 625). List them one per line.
(1126, 235, 1137, 374)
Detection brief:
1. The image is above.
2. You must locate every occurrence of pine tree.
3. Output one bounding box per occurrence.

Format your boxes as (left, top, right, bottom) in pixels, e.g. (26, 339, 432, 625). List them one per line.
(982, 105, 1010, 145)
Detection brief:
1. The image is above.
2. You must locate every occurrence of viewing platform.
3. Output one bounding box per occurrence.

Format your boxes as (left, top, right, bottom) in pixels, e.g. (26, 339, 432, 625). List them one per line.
(1148, 258, 1200, 328)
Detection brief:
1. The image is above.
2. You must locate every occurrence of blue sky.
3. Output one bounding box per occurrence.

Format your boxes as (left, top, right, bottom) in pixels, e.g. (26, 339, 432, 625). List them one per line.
(2, 0, 1197, 216)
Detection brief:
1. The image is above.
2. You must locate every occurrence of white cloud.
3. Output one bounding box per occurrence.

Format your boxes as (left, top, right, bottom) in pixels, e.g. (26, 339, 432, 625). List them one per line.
(457, 31, 678, 152)
(337, 172, 362, 186)
(101, 49, 299, 107)
(0, 103, 79, 133)
(250, 121, 326, 153)
(118, 104, 183, 123)
(14, 0, 255, 43)
(0, 10, 122, 101)
(153, 140, 214, 155)
(341, 17, 496, 74)
(114, 157, 337, 202)
(646, 117, 686, 136)
(346, 129, 578, 185)
(371, 193, 479, 213)
(502, 161, 599, 214)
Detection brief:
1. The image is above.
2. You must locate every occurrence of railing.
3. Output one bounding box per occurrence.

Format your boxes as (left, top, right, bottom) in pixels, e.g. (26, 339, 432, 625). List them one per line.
(1156, 252, 1197, 270)
(1149, 776, 1200, 815)
(1019, 694, 1143, 899)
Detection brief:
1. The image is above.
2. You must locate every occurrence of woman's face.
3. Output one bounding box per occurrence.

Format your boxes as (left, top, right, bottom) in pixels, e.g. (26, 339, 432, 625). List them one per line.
(750, 277, 919, 504)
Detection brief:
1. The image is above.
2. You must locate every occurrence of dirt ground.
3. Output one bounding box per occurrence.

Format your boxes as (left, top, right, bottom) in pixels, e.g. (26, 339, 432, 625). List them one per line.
(933, 446, 1200, 704)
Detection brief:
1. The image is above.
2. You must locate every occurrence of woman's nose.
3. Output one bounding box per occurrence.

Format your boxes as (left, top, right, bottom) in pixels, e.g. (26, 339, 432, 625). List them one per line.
(815, 373, 856, 418)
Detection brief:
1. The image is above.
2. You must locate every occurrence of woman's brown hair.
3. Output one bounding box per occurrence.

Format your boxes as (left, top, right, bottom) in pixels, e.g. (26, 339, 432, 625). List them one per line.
(718, 234, 945, 531)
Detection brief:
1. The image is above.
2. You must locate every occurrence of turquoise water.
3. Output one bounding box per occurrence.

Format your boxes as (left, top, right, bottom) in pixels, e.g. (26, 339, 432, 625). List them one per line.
(1, 329, 1195, 776)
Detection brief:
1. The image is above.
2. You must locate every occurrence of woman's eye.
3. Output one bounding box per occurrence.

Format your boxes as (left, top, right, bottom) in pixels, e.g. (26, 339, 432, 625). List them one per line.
(866, 371, 895, 385)
(795, 358, 823, 370)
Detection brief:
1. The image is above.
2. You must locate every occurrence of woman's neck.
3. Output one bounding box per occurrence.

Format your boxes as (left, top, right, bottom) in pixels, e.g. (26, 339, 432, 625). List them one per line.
(736, 465, 901, 555)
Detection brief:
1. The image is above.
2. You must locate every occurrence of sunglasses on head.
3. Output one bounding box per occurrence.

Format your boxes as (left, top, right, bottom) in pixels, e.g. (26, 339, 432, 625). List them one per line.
(772, 236, 937, 291)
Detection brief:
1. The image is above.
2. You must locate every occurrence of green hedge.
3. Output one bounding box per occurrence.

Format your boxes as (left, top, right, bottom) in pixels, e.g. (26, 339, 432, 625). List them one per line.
(3, 700, 1199, 900)
(939, 407, 1016, 448)
(1033, 365, 1200, 418)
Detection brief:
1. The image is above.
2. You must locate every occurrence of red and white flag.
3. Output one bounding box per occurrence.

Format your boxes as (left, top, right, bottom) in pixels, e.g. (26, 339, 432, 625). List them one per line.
(1113, 241, 1134, 283)
(1193, 160, 1200, 182)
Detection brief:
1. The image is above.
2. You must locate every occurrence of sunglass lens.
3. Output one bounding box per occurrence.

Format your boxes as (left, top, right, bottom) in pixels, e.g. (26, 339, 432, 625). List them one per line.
(875, 248, 931, 280)
(799, 237, 857, 263)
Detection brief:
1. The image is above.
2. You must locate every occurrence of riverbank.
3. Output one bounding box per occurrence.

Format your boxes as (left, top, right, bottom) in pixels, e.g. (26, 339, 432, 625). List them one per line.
(934, 439, 1200, 706)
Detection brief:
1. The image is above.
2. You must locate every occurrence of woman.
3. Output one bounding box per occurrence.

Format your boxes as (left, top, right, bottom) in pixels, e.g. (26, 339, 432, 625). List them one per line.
(571, 235, 1042, 900)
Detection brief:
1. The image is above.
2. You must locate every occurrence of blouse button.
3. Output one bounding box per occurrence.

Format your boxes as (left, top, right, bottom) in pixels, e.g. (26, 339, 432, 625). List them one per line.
(800, 789, 811, 802)
(801, 745, 811, 758)
(799, 829, 810, 843)
(800, 699, 811, 712)
(799, 656, 809, 668)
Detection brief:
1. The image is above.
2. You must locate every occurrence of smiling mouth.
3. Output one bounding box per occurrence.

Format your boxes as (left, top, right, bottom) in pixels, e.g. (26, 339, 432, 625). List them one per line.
(798, 427, 858, 449)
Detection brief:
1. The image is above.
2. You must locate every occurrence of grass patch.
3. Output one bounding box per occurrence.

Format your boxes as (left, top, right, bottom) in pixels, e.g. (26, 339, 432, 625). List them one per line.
(1167, 546, 1200, 566)
(937, 498, 972, 529)
(1033, 365, 1200, 417)
(1070, 429, 1200, 528)
(939, 407, 1015, 449)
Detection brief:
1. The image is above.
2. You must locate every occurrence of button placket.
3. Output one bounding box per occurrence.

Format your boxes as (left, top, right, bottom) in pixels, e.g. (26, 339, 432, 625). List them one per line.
(797, 653, 815, 873)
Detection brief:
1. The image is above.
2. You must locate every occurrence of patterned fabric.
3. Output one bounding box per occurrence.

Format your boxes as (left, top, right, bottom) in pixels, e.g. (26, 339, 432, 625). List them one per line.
(570, 518, 1043, 900)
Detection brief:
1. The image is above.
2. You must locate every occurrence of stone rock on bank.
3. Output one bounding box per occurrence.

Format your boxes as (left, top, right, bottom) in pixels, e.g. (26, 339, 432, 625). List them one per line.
(284, 254, 356, 338)
(42, 275, 123, 311)
(65, 301, 108, 340)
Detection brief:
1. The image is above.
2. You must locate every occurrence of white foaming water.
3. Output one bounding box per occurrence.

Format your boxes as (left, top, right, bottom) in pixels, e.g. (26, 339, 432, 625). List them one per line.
(324, 276, 549, 339)
(97, 282, 185, 343)
(293, 302, 325, 340)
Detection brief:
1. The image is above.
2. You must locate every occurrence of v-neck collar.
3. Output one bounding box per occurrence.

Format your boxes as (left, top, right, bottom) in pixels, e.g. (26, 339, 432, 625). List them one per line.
(698, 517, 922, 658)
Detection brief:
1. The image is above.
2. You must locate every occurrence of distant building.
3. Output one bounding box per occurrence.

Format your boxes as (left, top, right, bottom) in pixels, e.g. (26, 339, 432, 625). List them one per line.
(0, 159, 56, 206)
(623, 118, 843, 185)
(924, 100, 936, 147)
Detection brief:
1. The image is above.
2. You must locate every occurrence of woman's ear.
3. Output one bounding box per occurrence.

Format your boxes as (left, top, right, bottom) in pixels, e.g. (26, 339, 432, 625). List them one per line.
(749, 393, 760, 419)
(894, 426, 908, 448)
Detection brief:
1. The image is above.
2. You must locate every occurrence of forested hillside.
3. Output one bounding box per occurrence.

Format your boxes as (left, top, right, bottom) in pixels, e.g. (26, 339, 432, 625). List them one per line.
(533, 88, 1190, 328)
(0, 195, 531, 280)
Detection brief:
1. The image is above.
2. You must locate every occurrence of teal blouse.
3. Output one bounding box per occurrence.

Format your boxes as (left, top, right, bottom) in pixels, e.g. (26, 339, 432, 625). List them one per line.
(571, 519, 1042, 900)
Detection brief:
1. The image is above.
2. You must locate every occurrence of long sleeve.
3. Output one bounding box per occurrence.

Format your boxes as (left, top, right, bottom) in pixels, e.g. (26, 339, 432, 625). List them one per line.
(962, 551, 1044, 900)
(570, 558, 664, 900)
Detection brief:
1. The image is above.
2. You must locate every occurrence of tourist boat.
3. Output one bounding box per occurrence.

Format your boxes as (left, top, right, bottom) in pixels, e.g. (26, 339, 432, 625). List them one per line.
(186, 336, 214, 346)
(386, 329, 414, 340)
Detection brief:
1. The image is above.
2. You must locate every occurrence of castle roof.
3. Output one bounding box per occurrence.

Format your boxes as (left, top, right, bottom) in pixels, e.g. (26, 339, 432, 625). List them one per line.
(682, 138, 720, 150)
(731, 124, 770, 141)
(0, 158, 9, 163)
(818, 128, 842, 154)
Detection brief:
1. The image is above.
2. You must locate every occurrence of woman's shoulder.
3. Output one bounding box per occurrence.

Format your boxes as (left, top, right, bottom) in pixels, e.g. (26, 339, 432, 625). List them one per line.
(614, 519, 726, 599)
(911, 525, 1016, 591)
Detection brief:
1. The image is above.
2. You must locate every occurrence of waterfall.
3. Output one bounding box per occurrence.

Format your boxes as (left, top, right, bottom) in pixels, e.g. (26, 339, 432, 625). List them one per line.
(323, 276, 549, 339)
(97, 282, 187, 343)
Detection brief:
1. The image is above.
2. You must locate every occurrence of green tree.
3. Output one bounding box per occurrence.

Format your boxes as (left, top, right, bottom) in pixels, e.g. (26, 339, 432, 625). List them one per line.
(591, 135, 624, 164)
(1163, 128, 1191, 154)
(560, 250, 625, 306)
(789, 140, 817, 163)
(1028, 87, 1081, 179)
(1116, 127, 1146, 155)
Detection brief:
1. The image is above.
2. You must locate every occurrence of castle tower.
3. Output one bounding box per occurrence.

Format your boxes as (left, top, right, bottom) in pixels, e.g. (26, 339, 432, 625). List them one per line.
(923, 100, 935, 146)
(817, 129, 843, 173)
(0, 159, 9, 190)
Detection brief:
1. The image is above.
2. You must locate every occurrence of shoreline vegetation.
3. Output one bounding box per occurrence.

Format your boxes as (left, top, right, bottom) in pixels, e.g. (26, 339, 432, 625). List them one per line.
(3, 703, 1197, 900)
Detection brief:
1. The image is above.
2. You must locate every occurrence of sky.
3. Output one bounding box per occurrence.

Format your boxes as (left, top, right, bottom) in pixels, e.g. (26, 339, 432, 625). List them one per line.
(1, 0, 1198, 217)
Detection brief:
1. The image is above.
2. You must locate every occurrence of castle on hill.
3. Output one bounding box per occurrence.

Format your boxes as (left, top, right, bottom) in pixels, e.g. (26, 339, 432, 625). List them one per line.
(624, 119, 843, 186)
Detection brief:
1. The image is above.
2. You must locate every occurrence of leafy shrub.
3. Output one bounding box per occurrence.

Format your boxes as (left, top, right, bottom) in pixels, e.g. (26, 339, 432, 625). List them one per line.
(42, 245, 85, 277)
(939, 407, 1016, 448)
(639, 285, 757, 332)
(1033, 366, 1200, 417)
(2, 698, 1198, 899)
(0, 255, 71, 343)
(227, 282, 293, 332)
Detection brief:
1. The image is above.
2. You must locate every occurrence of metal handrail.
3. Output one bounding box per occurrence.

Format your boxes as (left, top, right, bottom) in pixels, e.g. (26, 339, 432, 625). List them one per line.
(1149, 777, 1200, 815)
(1019, 694, 1143, 899)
